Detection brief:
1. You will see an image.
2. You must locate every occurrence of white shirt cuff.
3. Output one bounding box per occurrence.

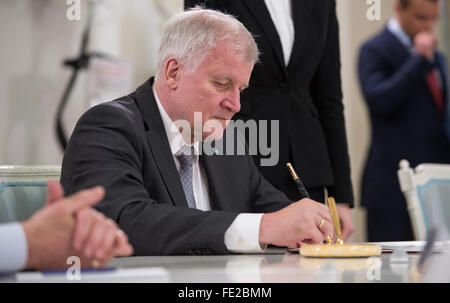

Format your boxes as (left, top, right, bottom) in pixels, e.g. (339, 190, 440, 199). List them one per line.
(224, 213, 267, 253)
(0, 223, 27, 272)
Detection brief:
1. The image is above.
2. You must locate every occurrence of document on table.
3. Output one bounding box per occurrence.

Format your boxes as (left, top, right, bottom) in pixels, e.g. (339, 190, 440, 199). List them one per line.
(15, 267, 170, 283)
(370, 241, 450, 253)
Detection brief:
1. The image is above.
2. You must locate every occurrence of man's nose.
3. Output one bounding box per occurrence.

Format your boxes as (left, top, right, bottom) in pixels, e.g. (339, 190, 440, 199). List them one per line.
(223, 89, 241, 114)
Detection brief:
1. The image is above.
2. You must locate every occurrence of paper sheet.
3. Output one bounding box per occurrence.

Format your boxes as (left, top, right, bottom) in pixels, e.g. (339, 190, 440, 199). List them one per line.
(15, 267, 170, 283)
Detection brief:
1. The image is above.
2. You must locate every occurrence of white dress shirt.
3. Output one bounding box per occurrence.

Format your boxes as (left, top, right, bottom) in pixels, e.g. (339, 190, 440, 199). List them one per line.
(387, 18, 414, 53)
(264, 0, 295, 66)
(153, 86, 265, 253)
(0, 222, 27, 272)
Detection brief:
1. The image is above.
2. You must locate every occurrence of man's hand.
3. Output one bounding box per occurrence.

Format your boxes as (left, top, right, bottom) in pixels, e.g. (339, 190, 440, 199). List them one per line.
(73, 208, 132, 266)
(336, 204, 354, 242)
(414, 31, 437, 61)
(22, 181, 133, 270)
(259, 198, 334, 248)
(46, 180, 133, 266)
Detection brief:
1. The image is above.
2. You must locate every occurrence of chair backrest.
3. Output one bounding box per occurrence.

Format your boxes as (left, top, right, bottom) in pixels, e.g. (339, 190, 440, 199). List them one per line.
(398, 160, 450, 240)
(0, 166, 61, 223)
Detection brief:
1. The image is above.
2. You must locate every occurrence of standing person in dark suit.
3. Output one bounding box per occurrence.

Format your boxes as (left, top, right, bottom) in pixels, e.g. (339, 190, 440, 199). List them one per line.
(358, 0, 450, 242)
(185, 0, 355, 241)
(60, 8, 335, 256)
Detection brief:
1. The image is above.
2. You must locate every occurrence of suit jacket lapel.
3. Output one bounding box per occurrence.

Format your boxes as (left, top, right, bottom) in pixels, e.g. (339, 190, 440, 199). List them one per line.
(199, 134, 242, 212)
(385, 28, 413, 64)
(288, 0, 314, 71)
(135, 78, 189, 208)
(200, 154, 223, 210)
(436, 55, 450, 142)
(200, 153, 236, 212)
(242, 0, 287, 76)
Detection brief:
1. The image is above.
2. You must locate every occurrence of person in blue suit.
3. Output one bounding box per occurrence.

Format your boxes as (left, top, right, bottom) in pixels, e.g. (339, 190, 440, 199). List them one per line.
(358, 0, 450, 241)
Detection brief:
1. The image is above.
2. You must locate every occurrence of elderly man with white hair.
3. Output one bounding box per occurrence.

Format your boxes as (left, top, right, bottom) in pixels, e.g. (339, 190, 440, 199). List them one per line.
(61, 8, 334, 255)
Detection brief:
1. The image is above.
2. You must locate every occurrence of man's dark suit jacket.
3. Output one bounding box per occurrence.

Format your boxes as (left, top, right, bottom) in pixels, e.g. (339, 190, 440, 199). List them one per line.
(358, 28, 450, 214)
(446, 96, 450, 142)
(185, 0, 354, 205)
(60, 78, 292, 256)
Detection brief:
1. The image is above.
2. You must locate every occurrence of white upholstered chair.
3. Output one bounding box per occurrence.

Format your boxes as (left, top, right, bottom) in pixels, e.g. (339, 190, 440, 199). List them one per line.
(398, 160, 450, 240)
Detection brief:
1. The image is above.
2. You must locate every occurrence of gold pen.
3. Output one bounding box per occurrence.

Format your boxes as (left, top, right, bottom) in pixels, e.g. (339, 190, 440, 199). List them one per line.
(327, 197, 344, 245)
(287, 163, 335, 245)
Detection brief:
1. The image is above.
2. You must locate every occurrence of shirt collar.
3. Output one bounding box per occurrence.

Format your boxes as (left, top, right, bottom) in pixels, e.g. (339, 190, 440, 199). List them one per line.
(387, 18, 414, 52)
(152, 85, 200, 159)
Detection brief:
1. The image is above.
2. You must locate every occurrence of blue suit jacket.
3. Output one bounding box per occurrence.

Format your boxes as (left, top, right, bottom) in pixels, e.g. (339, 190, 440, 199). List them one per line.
(358, 28, 450, 212)
(446, 97, 450, 141)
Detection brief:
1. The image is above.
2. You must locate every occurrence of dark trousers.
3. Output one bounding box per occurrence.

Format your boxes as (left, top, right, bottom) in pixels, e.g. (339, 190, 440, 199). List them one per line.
(367, 209, 414, 242)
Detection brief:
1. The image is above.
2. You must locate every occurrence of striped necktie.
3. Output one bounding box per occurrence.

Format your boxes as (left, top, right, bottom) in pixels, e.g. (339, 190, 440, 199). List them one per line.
(176, 145, 196, 209)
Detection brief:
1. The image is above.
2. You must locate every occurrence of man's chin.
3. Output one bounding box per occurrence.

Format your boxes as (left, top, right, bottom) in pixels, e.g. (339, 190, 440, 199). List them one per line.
(202, 130, 225, 142)
(200, 118, 229, 141)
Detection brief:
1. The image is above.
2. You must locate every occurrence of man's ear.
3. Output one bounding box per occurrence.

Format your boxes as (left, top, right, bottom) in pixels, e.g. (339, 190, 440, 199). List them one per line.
(164, 58, 181, 90)
(394, 2, 403, 18)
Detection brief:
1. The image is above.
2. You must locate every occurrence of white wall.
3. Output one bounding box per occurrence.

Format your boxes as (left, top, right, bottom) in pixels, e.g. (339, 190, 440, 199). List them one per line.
(0, 0, 82, 165)
(0, 0, 182, 165)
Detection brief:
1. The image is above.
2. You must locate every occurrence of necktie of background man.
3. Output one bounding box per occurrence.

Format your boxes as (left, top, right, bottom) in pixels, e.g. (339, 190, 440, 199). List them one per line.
(427, 69, 444, 113)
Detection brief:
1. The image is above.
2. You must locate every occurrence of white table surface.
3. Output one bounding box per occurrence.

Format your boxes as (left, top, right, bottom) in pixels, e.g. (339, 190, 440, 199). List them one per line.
(0, 245, 424, 283)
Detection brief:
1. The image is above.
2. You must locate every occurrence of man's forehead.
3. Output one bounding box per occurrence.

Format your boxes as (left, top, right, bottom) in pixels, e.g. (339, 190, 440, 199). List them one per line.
(194, 45, 253, 82)
(202, 57, 252, 78)
(407, 0, 439, 10)
(208, 67, 252, 84)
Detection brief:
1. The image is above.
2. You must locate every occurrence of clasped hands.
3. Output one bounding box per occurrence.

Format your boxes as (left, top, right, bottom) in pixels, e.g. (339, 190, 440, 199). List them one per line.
(21, 180, 133, 270)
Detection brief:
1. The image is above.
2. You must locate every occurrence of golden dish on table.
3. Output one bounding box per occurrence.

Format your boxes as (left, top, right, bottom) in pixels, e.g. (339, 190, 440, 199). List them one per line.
(300, 244, 382, 258)
(299, 196, 381, 258)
